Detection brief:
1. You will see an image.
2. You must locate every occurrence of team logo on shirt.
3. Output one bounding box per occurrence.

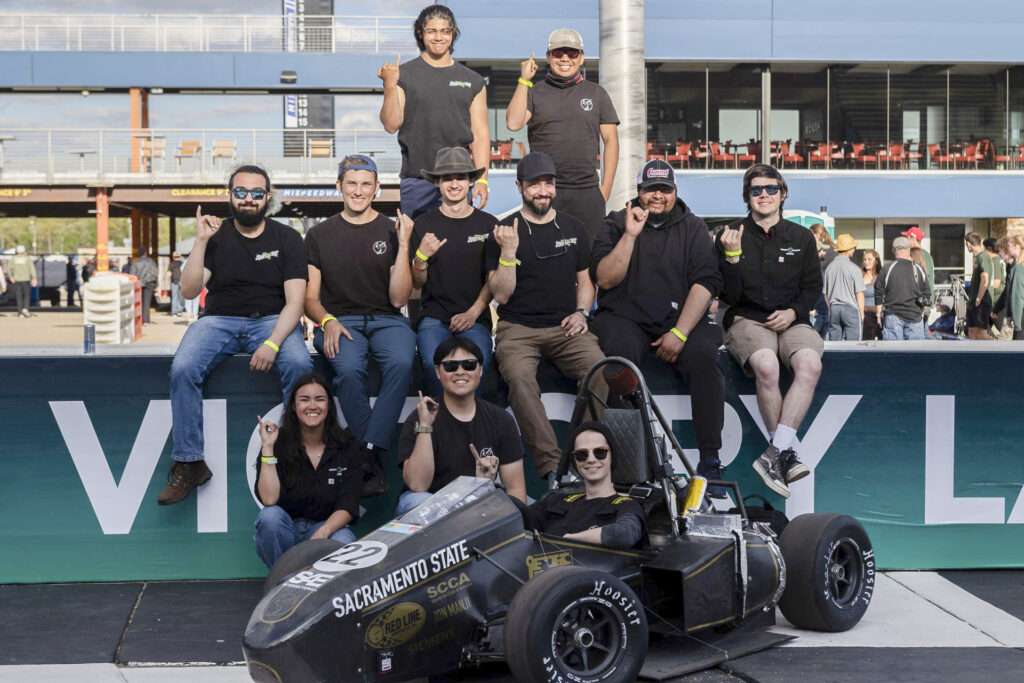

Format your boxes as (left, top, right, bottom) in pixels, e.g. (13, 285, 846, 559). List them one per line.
(554, 238, 578, 248)
(449, 80, 473, 88)
(780, 247, 801, 255)
(254, 250, 279, 262)
(373, 241, 388, 255)
(480, 447, 495, 458)
(580, 98, 594, 111)
(467, 233, 489, 244)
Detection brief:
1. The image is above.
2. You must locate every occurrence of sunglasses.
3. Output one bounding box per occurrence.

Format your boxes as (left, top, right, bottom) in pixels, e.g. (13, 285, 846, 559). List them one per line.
(748, 184, 780, 197)
(440, 359, 479, 373)
(572, 447, 610, 463)
(550, 48, 580, 59)
(231, 187, 268, 200)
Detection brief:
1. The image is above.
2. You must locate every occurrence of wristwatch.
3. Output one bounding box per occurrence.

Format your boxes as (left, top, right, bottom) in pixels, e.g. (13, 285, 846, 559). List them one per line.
(414, 422, 433, 434)
(575, 308, 589, 318)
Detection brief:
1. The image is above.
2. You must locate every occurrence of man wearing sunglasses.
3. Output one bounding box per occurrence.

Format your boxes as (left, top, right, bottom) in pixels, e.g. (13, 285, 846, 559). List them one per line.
(485, 152, 606, 484)
(591, 159, 726, 496)
(718, 164, 823, 499)
(159, 165, 313, 505)
(506, 28, 619, 244)
(395, 337, 526, 515)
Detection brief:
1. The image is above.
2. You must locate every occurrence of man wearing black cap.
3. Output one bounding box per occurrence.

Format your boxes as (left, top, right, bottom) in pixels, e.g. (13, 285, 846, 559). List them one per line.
(506, 28, 619, 243)
(410, 147, 498, 395)
(485, 152, 606, 481)
(304, 155, 416, 494)
(591, 159, 727, 496)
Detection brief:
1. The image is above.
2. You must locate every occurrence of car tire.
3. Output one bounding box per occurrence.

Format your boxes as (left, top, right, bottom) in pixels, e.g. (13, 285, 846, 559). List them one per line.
(262, 538, 344, 595)
(503, 566, 647, 683)
(778, 513, 875, 632)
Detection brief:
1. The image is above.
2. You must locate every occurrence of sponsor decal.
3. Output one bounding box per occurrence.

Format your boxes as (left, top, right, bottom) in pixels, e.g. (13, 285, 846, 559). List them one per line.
(254, 250, 279, 262)
(526, 549, 572, 578)
(378, 649, 394, 674)
(315, 540, 389, 574)
(285, 570, 333, 591)
(373, 240, 388, 255)
(170, 188, 228, 197)
(580, 98, 594, 111)
(381, 522, 423, 535)
(260, 589, 305, 622)
(449, 80, 472, 88)
(554, 238, 578, 248)
(467, 233, 489, 243)
(646, 168, 671, 179)
(365, 602, 426, 648)
(590, 579, 642, 626)
(0, 188, 32, 197)
(780, 247, 801, 255)
(432, 595, 471, 623)
(406, 628, 455, 655)
(426, 571, 471, 602)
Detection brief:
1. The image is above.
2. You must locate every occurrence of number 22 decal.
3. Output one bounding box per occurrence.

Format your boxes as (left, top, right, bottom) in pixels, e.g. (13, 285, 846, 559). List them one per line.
(314, 541, 389, 573)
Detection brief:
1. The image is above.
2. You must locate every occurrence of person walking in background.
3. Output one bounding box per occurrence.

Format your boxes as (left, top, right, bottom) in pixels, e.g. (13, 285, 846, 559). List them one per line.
(965, 231, 994, 340)
(65, 256, 80, 307)
(861, 249, 882, 340)
(992, 235, 1024, 340)
(984, 237, 1010, 339)
(132, 247, 158, 326)
(876, 237, 930, 341)
(167, 250, 184, 316)
(7, 245, 36, 318)
(823, 234, 864, 340)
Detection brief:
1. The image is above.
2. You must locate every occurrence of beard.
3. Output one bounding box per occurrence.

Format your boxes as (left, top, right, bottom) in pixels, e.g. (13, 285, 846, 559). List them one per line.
(231, 201, 268, 228)
(523, 194, 553, 216)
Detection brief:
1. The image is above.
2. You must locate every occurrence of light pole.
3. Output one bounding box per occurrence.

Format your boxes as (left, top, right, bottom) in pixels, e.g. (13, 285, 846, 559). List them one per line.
(29, 217, 36, 253)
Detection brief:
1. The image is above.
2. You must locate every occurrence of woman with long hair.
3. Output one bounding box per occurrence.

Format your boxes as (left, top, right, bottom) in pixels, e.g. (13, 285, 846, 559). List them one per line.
(861, 249, 882, 340)
(910, 246, 933, 335)
(253, 373, 363, 568)
(993, 235, 1024, 340)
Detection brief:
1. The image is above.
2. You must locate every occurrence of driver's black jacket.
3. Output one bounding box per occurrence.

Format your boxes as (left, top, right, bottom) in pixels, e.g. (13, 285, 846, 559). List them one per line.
(529, 490, 644, 549)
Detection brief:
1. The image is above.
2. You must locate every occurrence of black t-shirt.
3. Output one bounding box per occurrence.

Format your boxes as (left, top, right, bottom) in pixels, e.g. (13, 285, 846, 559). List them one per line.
(397, 398, 523, 494)
(410, 208, 497, 328)
(254, 437, 363, 523)
(529, 491, 644, 538)
(527, 79, 619, 189)
(484, 211, 590, 328)
(306, 213, 400, 316)
(397, 57, 485, 180)
(202, 218, 307, 317)
(168, 260, 182, 284)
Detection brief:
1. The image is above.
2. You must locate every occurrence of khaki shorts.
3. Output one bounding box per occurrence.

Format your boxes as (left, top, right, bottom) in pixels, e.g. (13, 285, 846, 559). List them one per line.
(725, 316, 824, 376)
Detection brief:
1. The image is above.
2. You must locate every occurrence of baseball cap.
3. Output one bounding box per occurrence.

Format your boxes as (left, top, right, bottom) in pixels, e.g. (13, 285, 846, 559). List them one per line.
(517, 152, 558, 181)
(636, 159, 676, 191)
(338, 154, 377, 179)
(893, 236, 911, 250)
(15, 245, 26, 253)
(901, 226, 924, 241)
(547, 28, 584, 52)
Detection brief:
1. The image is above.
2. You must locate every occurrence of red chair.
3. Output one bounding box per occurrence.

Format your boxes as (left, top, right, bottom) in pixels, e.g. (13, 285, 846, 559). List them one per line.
(879, 143, 906, 169)
(490, 141, 511, 167)
(692, 141, 710, 167)
(851, 143, 878, 169)
(956, 142, 982, 169)
(736, 141, 758, 167)
(1014, 145, 1024, 168)
(646, 142, 666, 161)
(780, 142, 804, 168)
(808, 143, 829, 168)
(929, 143, 954, 169)
(666, 142, 691, 168)
(711, 141, 735, 168)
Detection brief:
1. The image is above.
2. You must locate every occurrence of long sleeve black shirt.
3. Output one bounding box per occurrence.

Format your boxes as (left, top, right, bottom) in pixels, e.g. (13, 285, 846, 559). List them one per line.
(719, 215, 823, 329)
(875, 258, 929, 323)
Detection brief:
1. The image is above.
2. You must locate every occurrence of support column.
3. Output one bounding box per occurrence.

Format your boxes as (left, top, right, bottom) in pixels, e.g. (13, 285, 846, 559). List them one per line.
(148, 213, 159, 257)
(95, 188, 109, 271)
(600, 0, 645, 212)
(130, 209, 142, 256)
(761, 67, 772, 165)
(169, 215, 177, 255)
(129, 87, 149, 173)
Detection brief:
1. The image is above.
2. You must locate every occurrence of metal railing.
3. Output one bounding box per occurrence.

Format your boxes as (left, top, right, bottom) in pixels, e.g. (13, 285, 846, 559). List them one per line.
(0, 14, 416, 53)
(0, 128, 400, 185)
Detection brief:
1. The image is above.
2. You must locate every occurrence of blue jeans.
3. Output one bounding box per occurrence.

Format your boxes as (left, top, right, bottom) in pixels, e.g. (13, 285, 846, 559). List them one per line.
(395, 490, 433, 516)
(827, 303, 861, 341)
(883, 314, 925, 340)
(314, 314, 415, 449)
(253, 505, 356, 569)
(416, 316, 493, 396)
(184, 293, 199, 317)
(400, 177, 442, 219)
(169, 314, 312, 461)
(170, 282, 184, 315)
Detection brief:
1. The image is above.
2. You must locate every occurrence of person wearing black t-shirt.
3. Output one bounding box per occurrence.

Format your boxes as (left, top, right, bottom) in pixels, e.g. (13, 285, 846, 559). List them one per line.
(379, 4, 490, 218)
(486, 152, 606, 481)
(410, 147, 497, 396)
(529, 421, 643, 549)
(395, 336, 525, 515)
(160, 165, 313, 506)
(591, 159, 727, 497)
(253, 374, 363, 568)
(304, 155, 415, 495)
(506, 28, 619, 244)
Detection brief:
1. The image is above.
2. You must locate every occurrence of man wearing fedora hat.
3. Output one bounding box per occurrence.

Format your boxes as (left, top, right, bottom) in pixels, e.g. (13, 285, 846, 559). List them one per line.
(410, 147, 498, 394)
(823, 233, 865, 341)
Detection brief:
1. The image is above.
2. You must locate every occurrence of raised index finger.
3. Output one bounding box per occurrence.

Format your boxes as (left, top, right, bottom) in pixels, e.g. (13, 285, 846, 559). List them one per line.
(196, 205, 202, 222)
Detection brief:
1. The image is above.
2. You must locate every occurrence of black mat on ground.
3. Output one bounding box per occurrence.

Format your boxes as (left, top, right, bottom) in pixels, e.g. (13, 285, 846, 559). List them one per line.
(940, 570, 1024, 622)
(640, 629, 793, 680)
(722, 647, 1024, 683)
(116, 579, 262, 665)
(0, 582, 142, 664)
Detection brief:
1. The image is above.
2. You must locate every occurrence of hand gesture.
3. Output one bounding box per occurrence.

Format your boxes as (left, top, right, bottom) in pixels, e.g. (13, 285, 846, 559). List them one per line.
(195, 205, 222, 243)
(257, 414, 280, 449)
(250, 342, 277, 373)
(472, 180, 489, 210)
(418, 232, 447, 260)
(520, 52, 538, 81)
(560, 310, 588, 337)
(765, 308, 796, 332)
(493, 218, 519, 258)
(395, 209, 414, 245)
(377, 55, 401, 88)
(449, 309, 479, 333)
(416, 391, 439, 427)
(651, 330, 685, 363)
(624, 200, 648, 238)
(720, 223, 743, 255)
(471, 443, 499, 481)
(321, 318, 353, 360)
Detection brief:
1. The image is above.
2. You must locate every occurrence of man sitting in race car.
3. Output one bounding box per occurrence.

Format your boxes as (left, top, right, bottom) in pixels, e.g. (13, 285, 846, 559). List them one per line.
(529, 422, 644, 549)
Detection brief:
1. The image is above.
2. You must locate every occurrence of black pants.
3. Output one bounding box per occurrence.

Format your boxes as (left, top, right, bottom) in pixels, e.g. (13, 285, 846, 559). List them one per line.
(553, 185, 607, 246)
(591, 311, 725, 458)
(14, 281, 31, 312)
(141, 284, 155, 324)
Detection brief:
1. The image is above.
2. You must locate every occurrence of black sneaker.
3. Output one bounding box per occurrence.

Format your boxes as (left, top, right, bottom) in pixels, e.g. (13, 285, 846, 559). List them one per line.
(360, 447, 389, 498)
(752, 445, 790, 498)
(696, 457, 728, 499)
(781, 449, 809, 484)
(157, 460, 213, 505)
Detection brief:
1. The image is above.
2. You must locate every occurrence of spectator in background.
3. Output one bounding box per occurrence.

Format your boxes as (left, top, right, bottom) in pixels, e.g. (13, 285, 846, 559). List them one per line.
(876, 236, 930, 340)
(122, 257, 131, 275)
(181, 254, 200, 323)
(929, 303, 956, 337)
(808, 224, 836, 338)
(823, 234, 864, 340)
(902, 226, 934, 299)
(82, 257, 96, 284)
(965, 231, 994, 340)
(910, 246, 932, 335)
(861, 249, 882, 340)
(65, 256, 80, 307)
(993, 235, 1024, 340)
(7, 245, 36, 318)
(167, 250, 184, 316)
(984, 237, 1009, 339)
(132, 247, 158, 326)
(0, 259, 7, 301)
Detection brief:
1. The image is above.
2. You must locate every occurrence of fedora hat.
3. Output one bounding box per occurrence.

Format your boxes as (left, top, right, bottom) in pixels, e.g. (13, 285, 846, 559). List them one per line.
(421, 147, 486, 182)
(835, 233, 857, 252)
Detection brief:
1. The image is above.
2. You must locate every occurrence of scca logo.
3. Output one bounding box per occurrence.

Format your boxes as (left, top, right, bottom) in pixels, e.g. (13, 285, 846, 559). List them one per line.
(426, 572, 471, 602)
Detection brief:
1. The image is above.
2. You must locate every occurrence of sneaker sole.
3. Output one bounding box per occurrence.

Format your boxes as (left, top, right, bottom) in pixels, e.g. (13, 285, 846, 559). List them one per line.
(156, 470, 213, 506)
(786, 464, 810, 484)
(752, 459, 791, 498)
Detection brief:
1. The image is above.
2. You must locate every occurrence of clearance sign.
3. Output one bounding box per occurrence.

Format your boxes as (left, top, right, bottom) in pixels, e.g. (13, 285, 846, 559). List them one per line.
(2, 348, 1022, 583)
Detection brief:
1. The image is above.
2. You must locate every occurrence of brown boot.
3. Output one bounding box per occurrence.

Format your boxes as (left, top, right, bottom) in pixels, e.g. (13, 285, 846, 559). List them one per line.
(157, 460, 213, 505)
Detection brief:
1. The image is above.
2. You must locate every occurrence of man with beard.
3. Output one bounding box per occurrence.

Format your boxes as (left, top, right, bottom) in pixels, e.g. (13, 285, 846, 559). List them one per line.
(506, 28, 619, 243)
(485, 152, 606, 482)
(379, 4, 489, 218)
(159, 165, 312, 505)
(304, 155, 415, 495)
(591, 160, 727, 495)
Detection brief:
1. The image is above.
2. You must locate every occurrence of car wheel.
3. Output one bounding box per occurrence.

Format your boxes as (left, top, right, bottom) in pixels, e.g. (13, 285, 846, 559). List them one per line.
(503, 566, 647, 683)
(778, 513, 875, 632)
(262, 538, 343, 595)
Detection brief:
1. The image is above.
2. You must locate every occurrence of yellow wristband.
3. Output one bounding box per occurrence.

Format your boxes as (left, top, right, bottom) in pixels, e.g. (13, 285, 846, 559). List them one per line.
(320, 314, 337, 328)
(260, 456, 278, 464)
(724, 249, 742, 257)
(670, 328, 688, 343)
(476, 178, 488, 185)
(262, 340, 280, 353)
(415, 248, 430, 262)
(518, 77, 533, 88)
(498, 257, 517, 268)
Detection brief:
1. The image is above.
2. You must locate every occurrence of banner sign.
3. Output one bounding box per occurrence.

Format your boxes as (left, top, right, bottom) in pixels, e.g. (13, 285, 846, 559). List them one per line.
(2, 348, 1023, 583)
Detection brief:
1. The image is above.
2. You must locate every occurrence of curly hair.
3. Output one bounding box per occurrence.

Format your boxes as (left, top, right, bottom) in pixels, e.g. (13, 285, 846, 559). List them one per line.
(413, 4, 460, 55)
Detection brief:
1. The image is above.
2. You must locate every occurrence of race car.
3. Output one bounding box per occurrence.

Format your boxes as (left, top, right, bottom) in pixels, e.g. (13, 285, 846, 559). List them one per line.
(243, 358, 874, 682)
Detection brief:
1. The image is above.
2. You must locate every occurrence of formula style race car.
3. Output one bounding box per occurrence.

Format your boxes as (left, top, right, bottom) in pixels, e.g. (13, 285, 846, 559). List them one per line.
(243, 358, 875, 682)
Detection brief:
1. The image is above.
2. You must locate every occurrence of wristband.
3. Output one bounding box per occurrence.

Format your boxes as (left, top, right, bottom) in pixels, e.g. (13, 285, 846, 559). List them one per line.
(262, 340, 280, 353)
(260, 456, 278, 464)
(670, 327, 688, 343)
(724, 249, 742, 257)
(320, 314, 337, 328)
(476, 178, 488, 185)
(518, 77, 533, 88)
(498, 257, 517, 268)
(415, 248, 430, 262)
(575, 308, 588, 317)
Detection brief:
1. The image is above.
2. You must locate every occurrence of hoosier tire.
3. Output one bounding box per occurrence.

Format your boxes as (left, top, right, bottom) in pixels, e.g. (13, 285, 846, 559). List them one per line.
(503, 566, 647, 683)
(778, 513, 875, 632)
(262, 538, 343, 595)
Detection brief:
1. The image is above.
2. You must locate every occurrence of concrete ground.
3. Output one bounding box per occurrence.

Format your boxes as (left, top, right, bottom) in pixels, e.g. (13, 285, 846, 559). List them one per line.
(0, 306, 189, 347)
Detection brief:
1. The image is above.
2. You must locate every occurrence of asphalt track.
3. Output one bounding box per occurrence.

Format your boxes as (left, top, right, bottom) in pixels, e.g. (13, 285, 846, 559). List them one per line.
(2, 570, 1022, 682)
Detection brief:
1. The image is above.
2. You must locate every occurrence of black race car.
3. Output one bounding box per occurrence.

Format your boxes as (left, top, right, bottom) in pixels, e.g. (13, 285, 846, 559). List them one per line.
(243, 358, 874, 682)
